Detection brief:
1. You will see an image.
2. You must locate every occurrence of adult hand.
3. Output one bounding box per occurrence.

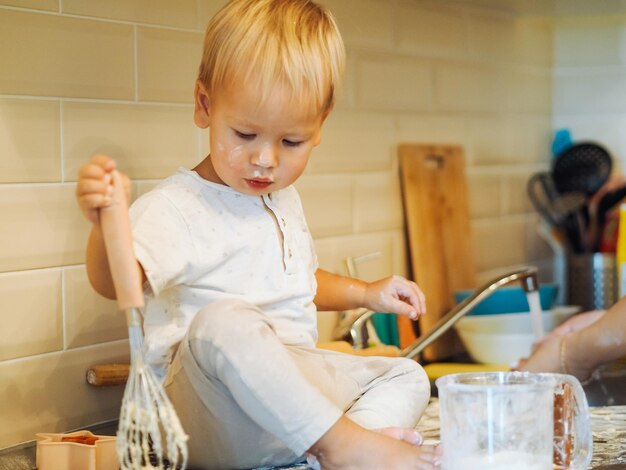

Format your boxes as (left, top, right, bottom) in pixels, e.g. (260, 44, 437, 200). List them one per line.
(516, 334, 562, 374)
(516, 310, 605, 377)
(534, 310, 605, 348)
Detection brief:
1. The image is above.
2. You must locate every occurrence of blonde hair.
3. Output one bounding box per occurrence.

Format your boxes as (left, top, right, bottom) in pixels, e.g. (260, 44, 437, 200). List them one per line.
(198, 0, 345, 113)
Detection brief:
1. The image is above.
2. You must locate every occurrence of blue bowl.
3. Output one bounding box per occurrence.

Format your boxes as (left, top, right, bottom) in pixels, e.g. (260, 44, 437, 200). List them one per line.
(453, 284, 558, 315)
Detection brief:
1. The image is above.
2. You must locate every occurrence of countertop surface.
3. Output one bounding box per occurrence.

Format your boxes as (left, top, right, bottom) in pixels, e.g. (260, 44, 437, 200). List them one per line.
(416, 399, 626, 469)
(1, 401, 624, 469)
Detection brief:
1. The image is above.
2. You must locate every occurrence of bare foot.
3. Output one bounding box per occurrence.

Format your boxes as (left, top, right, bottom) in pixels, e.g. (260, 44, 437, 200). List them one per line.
(309, 416, 440, 470)
(375, 426, 424, 447)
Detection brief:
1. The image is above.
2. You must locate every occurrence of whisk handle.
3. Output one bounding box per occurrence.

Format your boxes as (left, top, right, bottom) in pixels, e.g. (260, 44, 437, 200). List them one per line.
(100, 170, 145, 310)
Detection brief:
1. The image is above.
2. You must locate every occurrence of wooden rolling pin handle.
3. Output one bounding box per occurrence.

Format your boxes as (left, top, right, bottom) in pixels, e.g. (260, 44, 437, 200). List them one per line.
(86, 364, 130, 387)
(99, 170, 144, 311)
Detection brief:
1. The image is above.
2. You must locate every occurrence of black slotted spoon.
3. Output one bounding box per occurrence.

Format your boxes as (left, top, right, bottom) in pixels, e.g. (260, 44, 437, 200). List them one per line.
(551, 142, 612, 197)
(551, 142, 613, 252)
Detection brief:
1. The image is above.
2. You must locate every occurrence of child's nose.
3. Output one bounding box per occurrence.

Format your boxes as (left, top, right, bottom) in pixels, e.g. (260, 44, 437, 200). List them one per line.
(252, 143, 277, 168)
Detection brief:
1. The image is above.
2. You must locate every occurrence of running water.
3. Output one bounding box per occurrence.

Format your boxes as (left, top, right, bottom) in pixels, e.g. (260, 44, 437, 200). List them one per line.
(526, 290, 544, 340)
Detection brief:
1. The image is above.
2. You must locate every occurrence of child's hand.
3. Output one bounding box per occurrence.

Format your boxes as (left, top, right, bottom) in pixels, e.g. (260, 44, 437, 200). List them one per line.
(75, 155, 130, 225)
(363, 275, 426, 320)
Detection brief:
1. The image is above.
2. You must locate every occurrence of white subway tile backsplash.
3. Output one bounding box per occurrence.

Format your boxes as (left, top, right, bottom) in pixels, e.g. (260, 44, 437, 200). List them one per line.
(505, 170, 536, 216)
(0, 341, 128, 448)
(335, 55, 358, 111)
(64, 266, 126, 349)
(0, 185, 88, 272)
(554, 68, 626, 114)
(434, 61, 502, 112)
(395, 114, 467, 150)
(62, 0, 201, 29)
(314, 232, 397, 281)
(467, 172, 501, 219)
(353, 172, 403, 233)
(504, 69, 553, 114)
(472, 217, 531, 271)
(197, 0, 229, 30)
(467, 13, 554, 67)
(436, 62, 551, 114)
(63, 101, 199, 181)
(396, 4, 468, 58)
(297, 174, 353, 238)
(468, 14, 519, 63)
(0, 98, 61, 183)
(467, 114, 552, 165)
(0, 269, 62, 361)
(555, 16, 626, 67)
(0, 0, 57, 11)
(324, 0, 394, 50)
(137, 27, 203, 103)
(356, 56, 433, 112)
(515, 17, 554, 67)
(0, 10, 134, 99)
(310, 110, 396, 173)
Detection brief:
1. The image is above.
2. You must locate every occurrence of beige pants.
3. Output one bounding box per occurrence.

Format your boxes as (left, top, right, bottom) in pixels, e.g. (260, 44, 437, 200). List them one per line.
(164, 299, 430, 470)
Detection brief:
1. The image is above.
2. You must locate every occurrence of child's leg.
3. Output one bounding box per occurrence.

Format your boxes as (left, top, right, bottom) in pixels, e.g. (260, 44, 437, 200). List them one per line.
(165, 351, 299, 469)
(335, 353, 430, 430)
(290, 347, 430, 431)
(165, 298, 433, 469)
(299, 344, 437, 469)
(164, 299, 348, 469)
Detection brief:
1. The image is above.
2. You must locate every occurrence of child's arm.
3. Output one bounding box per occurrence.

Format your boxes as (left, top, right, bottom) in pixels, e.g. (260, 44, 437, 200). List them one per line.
(76, 155, 145, 299)
(314, 269, 426, 319)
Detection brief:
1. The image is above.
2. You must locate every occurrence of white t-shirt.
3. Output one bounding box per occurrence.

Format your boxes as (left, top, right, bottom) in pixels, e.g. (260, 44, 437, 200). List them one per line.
(129, 168, 319, 376)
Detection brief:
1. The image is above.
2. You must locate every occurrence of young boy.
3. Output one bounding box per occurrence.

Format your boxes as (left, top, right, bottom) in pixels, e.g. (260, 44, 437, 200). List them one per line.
(76, 0, 439, 468)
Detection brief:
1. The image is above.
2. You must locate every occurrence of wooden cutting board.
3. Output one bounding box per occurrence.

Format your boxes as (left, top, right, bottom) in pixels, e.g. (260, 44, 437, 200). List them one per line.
(399, 144, 476, 361)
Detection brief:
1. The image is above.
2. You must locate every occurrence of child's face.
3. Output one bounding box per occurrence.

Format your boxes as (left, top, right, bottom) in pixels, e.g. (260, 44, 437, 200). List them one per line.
(194, 77, 327, 196)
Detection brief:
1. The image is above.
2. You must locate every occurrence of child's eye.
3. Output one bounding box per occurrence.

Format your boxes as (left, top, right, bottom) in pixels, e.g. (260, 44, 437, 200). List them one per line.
(283, 139, 302, 147)
(235, 130, 255, 140)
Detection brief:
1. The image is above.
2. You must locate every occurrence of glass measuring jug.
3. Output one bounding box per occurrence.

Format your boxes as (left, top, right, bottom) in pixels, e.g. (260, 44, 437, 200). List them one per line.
(436, 372, 592, 470)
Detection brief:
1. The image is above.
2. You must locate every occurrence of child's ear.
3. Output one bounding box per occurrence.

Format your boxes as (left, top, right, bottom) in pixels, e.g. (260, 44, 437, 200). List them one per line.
(313, 106, 333, 147)
(194, 80, 211, 129)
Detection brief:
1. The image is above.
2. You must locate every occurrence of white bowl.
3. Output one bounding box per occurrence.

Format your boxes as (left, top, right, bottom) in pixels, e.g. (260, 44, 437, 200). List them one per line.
(454, 306, 581, 365)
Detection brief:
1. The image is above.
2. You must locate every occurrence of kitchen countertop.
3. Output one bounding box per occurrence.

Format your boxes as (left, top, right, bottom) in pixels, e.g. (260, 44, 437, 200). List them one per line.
(416, 399, 626, 469)
(1, 401, 624, 469)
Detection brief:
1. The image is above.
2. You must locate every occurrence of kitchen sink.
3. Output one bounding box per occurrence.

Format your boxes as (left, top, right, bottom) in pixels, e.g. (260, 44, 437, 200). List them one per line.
(429, 361, 626, 407)
(583, 362, 626, 407)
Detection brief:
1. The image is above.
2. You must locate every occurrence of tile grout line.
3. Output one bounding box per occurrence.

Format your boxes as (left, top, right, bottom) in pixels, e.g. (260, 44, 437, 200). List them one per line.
(59, 100, 65, 182)
(0, 4, 204, 33)
(61, 269, 67, 351)
(0, 94, 193, 108)
(133, 25, 139, 102)
(0, 339, 130, 366)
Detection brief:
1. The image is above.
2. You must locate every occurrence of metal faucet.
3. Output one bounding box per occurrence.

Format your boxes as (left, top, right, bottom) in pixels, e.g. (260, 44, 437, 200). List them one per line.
(344, 266, 539, 357)
(401, 266, 539, 359)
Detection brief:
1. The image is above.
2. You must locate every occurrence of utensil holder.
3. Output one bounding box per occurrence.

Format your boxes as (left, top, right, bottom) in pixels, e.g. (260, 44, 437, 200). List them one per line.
(567, 253, 617, 310)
